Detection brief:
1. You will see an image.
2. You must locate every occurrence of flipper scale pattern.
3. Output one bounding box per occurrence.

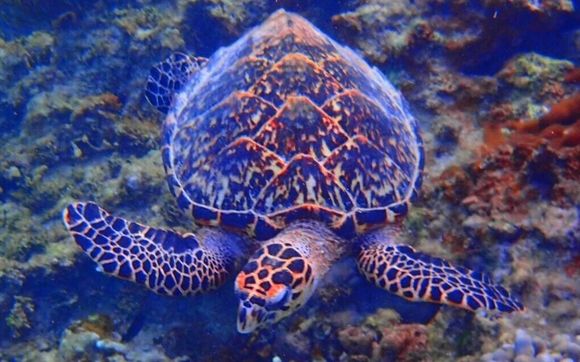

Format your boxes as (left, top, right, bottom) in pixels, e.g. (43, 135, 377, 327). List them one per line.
(358, 243, 524, 312)
(63, 202, 240, 296)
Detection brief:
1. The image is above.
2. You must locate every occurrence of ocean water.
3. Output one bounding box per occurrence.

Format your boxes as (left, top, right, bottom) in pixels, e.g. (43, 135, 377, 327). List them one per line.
(0, 1, 579, 361)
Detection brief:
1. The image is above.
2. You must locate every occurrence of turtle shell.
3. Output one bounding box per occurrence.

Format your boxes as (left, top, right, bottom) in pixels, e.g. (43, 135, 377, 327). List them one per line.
(162, 10, 424, 240)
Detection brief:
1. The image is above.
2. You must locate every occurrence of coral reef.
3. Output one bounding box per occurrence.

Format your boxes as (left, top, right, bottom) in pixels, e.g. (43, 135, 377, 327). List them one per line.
(5, 296, 34, 339)
(0, 0, 578, 361)
(335, 309, 430, 362)
(332, 0, 577, 73)
(482, 328, 580, 362)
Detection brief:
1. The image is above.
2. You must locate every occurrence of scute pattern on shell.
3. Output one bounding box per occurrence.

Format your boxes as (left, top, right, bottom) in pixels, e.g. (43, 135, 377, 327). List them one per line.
(163, 10, 424, 240)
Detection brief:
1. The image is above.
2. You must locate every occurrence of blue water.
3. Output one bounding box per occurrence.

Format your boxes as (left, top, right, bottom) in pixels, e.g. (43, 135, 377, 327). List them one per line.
(1, 2, 579, 361)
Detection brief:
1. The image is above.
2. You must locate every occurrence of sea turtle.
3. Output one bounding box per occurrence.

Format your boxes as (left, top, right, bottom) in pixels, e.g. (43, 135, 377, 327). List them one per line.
(63, 10, 523, 333)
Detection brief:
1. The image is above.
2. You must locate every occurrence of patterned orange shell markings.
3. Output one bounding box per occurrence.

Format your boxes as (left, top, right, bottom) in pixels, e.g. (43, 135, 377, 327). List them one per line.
(165, 11, 421, 234)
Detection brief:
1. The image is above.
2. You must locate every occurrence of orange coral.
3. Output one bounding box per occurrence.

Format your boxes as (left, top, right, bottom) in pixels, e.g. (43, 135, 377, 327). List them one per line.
(379, 324, 428, 362)
(436, 165, 473, 203)
(456, 94, 580, 224)
(564, 67, 580, 84)
(517, 94, 579, 129)
(485, 93, 580, 150)
(71, 93, 122, 120)
(565, 256, 580, 278)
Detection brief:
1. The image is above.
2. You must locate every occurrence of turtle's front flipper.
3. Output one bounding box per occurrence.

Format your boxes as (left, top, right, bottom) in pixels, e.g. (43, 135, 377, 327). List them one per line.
(144, 52, 208, 114)
(357, 229, 524, 313)
(63, 202, 243, 296)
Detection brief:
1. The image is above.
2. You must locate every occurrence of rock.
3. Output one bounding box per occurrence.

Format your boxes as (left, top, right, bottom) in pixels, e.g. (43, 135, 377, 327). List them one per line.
(529, 206, 579, 246)
(491, 348, 514, 361)
(6, 295, 35, 338)
(378, 324, 428, 362)
(5, 166, 22, 180)
(558, 341, 580, 361)
(363, 308, 401, 330)
(571, 319, 580, 335)
(278, 329, 312, 360)
(552, 334, 571, 347)
(462, 214, 488, 237)
(535, 352, 556, 362)
(95, 339, 127, 354)
(498, 54, 575, 95)
(480, 352, 494, 361)
(533, 336, 548, 355)
(488, 219, 522, 242)
(515, 329, 535, 357)
(337, 326, 375, 356)
(491, 344, 515, 361)
(501, 343, 516, 356)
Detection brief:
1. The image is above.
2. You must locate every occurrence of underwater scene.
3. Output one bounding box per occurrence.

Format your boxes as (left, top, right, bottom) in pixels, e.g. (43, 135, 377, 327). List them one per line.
(0, 1, 579, 361)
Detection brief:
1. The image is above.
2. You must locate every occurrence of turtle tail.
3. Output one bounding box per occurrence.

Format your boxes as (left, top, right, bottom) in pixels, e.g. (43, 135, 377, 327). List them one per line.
(144, 52, 208, 114)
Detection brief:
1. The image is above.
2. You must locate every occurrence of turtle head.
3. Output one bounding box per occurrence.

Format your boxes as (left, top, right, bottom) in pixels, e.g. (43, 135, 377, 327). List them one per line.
(234, 241, 316, 333)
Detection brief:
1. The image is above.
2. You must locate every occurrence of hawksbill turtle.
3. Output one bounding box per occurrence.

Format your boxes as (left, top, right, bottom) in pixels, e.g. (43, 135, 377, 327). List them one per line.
(63, 10, 523, 333)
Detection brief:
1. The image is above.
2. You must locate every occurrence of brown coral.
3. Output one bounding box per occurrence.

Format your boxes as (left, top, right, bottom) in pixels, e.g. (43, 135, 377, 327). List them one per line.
(376, 324, 429, 362)
(482, 82, 580, 154)
(338, 325, 376, 357)
(564, 68, 580, 84)
(435, 166, 473, 204)
(564, 256, 580, 277)
(429, 88, 580, 250)
(70, 314, 115, 339)
(71, 92, 121, 120)
(499, 93, 580, 149)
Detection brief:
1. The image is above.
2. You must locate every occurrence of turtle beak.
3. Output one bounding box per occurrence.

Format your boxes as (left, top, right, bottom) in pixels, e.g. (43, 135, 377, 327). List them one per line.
(237, 301, 267, 333)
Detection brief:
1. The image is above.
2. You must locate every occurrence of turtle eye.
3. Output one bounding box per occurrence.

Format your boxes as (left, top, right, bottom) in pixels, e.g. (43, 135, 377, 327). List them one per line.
(264, 285, 290, 311)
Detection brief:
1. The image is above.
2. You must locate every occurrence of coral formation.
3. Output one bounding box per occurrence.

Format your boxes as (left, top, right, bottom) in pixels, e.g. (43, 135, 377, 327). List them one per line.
(5, 296, 34, 339)
(482, 328, 580, 362)
(0, 0, 578, 361)
(336, 309, 429, 362)
(331, 0, 577, 72)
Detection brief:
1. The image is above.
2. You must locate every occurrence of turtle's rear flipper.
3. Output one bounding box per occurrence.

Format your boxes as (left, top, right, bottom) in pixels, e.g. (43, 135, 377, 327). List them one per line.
(357, 231, 524, 313)
(145, 52, 208, 114)
(63, 202, 242, 296)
